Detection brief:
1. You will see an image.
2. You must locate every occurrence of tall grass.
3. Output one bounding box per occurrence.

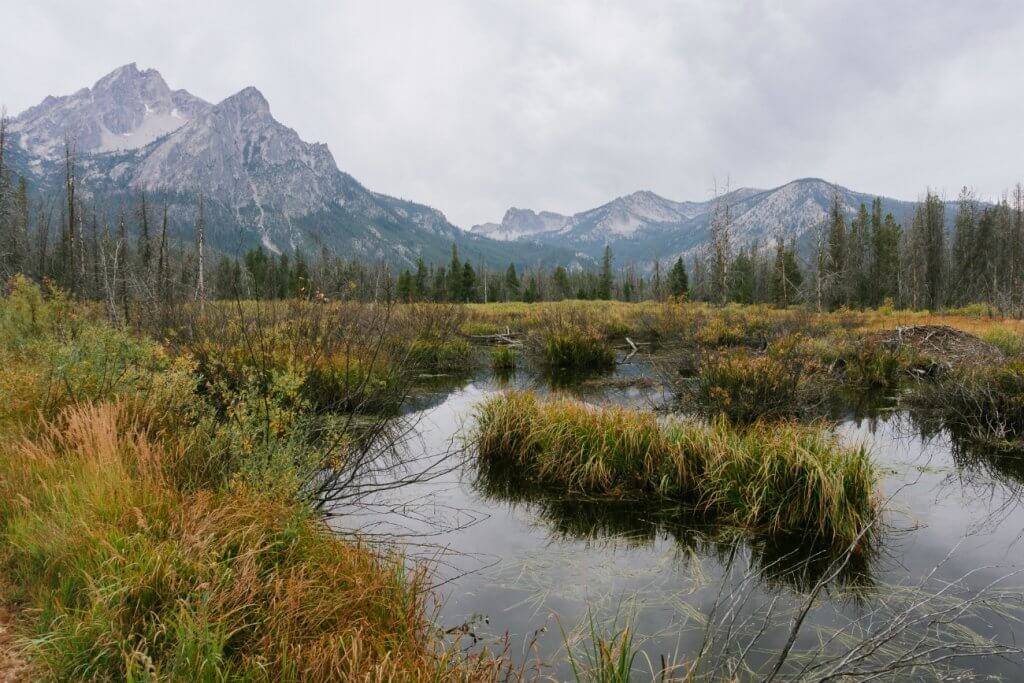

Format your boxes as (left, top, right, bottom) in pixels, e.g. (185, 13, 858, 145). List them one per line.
(539, 328, 616, 372)
(473, 391, 878, 550)
(0, 278, 499, 680)
(490, 345, 517, 372)
(561, 611, 639, 683)
(0, 404, 495, 680)
(690, 350, 823, 422)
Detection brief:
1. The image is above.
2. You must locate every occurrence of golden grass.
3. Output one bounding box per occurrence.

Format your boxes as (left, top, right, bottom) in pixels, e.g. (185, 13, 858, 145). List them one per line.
(0, 403, 499, 681)
(473, 391, 878, 551)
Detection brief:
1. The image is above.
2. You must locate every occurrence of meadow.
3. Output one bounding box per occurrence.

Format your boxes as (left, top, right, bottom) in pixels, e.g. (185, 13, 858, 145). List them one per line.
(1, 282, 1023, 680)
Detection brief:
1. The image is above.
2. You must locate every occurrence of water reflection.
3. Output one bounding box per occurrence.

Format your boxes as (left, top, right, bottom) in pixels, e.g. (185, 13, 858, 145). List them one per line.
(344, 358, 1024, 678)
(473, 463, 876, 594)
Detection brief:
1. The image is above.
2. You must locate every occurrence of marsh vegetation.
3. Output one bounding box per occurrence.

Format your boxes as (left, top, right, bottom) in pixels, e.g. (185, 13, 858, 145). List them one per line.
(1, 284, 1023, 680)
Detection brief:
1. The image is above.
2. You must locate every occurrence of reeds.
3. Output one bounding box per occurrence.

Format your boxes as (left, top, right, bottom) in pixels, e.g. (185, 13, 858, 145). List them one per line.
(690, 350, 823, 422)
(541, 329, 616, 372)
(491, 345, 517, 372)
(472, 391, 878, 550)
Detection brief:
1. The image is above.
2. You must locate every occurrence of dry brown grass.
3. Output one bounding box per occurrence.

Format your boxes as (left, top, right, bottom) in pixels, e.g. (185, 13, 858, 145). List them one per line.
(0, 404, 500, 681)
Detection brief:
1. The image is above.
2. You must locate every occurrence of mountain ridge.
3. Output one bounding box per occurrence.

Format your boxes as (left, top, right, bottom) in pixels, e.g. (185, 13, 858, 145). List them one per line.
(6, 64, 582, 268)
(470, 178, 955, 263)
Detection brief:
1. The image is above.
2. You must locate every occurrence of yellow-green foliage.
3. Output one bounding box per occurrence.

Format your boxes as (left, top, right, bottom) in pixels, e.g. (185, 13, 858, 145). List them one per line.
(491, 345, 517, 372)
(693, 350, 823, 422)
(541, 328, 616, 372)
(980, 326, 1024, 358)
(0, 276, 193, 433)
(407, 338, 473, 374)
(0, 405, 493, 681)
(473, 391, 878, 550)
(0, 279, 498, 680)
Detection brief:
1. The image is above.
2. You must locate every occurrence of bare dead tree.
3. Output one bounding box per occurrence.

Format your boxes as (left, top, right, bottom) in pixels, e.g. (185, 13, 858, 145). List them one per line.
(195, 192, 206, 311)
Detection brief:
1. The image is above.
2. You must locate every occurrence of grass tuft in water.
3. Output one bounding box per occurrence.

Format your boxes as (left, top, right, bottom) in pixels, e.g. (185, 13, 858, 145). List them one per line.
(491, 345, 517, 373)
(473, 391, 878, 550)
(540, 328, 616, 372)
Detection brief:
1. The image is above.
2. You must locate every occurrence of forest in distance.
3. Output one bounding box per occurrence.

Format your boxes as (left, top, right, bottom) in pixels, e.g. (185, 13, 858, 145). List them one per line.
(2, 118, 1024, 316)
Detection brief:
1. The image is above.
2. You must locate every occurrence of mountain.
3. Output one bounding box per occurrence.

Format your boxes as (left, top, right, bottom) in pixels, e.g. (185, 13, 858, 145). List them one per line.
(7, 64, 581, 268)
(11, 63, 209, 159)
(470, 179, 947, 264)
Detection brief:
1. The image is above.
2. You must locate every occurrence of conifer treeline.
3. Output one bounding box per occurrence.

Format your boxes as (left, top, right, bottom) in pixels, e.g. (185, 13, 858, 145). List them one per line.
(1, 121, 1022, 312)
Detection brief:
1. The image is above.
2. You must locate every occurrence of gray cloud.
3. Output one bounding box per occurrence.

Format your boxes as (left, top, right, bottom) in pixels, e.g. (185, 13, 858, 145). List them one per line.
(4, 0, 1023, 226)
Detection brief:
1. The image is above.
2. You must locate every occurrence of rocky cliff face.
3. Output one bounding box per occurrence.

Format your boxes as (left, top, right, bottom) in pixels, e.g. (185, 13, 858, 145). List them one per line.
(8, 64, 576, 267)
(11, 63, 208, 158)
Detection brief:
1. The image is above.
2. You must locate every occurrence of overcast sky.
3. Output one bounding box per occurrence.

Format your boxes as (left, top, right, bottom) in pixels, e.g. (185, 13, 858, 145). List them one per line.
(5, 1, 1024, 226)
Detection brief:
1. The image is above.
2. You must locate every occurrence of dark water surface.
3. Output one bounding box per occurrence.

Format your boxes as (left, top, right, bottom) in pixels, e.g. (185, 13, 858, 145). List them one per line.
(331, 359, 1024, 679)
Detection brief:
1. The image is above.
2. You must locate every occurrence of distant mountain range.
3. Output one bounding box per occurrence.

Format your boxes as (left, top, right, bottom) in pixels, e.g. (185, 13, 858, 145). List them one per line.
(6, 64, 955, 269)
(5, 64, 581, 268)
(471, 179, 955, 263)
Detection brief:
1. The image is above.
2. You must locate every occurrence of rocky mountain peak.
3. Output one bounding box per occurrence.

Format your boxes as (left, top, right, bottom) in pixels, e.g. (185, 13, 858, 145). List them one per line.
(219, 86, 271, 117)
(10, 63, 209, 158)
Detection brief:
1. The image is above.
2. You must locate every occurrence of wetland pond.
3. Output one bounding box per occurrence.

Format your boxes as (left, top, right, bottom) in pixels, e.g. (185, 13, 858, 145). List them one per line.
(331, 354, 1024, 680)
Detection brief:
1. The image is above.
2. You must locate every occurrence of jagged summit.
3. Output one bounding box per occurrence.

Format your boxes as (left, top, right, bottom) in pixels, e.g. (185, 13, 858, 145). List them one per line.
(7, 64, 575, 268)
(11, 64, 209, 158)
(220, 86, 271, 116)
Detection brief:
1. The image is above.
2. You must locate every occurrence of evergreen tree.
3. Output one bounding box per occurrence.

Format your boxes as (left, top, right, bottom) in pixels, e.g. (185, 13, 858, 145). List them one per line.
(597, 245, 613, 299)
(668, 257, 688, 297)
(846, 203, 869, 305)
(396, 269, 413, 301)
(552, 265, 570, 299)
(951, 187, 978, 303)
(431, 266, 447, 302)
(729, 248, 756, 304)
(915, 190, 946, 309)
(446, 245, 462, 301)
(825, 192, 846, 307)
(504, 262, 520, 301)
(413, 257, 428, 300)
(523, 275, 539, 303)
(461, 261, 477, 302)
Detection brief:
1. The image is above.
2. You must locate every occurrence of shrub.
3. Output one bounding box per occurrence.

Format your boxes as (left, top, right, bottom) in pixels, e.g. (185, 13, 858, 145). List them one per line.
(915, 361, 1024, 453)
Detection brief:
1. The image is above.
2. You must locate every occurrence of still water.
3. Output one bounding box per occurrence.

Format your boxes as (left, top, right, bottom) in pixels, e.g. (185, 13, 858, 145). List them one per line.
(333, 359, 1024, 679)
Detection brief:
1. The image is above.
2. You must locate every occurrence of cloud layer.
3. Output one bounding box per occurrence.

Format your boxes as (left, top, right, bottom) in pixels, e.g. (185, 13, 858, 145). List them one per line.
(4, 1, 1023, 226)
